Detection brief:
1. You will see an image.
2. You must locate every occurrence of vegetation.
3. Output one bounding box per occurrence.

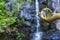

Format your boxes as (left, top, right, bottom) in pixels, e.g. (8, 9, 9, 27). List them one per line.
(18, 0, 32, 4)
(0, 1, 15, 32)
(0, 0, 25, 40)
(17, 33, 25, 40)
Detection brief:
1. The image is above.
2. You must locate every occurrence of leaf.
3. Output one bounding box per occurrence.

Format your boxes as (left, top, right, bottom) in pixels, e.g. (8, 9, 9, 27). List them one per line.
(6, 17, 16, 25)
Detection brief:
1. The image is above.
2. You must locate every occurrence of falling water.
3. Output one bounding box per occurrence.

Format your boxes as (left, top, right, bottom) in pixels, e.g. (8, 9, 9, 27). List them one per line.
(35, 0, 40, 32)
(31, 0, 43, 40)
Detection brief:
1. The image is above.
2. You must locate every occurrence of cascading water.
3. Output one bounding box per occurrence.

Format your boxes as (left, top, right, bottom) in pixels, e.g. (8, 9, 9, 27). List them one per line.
(31, 0, 43, 40)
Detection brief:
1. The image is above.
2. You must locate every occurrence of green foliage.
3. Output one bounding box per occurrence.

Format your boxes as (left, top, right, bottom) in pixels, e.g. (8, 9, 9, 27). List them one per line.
(0, 17, 15, 26)
(0, 0, 28, 40)
(0, 0, 19, 33)
(0, 0, 5, 2)
(18, 0, 32, 4)
(21, 17, 25, 23)
(41, 21, 50, 31)
(17, 33, 24, 40)
(0, 2, 6, 9)
(18, 0, 26, 4)
(30, 0, 32, 4)
(13, 3, 20, 12)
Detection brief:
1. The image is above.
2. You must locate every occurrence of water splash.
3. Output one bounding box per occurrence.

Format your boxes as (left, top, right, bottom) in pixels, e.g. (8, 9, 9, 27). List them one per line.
(31, 32, 43, 40)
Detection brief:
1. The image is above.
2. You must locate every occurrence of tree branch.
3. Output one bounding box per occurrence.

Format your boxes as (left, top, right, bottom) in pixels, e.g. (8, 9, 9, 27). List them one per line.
(39, 12, 60, 23)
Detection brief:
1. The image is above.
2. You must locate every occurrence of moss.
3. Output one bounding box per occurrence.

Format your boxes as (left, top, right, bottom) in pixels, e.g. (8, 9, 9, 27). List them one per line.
(42, 8, 52, 18)
(30, 0, 32, 4)
(17, 33, 25, 40)
(18, 0, 26, 4)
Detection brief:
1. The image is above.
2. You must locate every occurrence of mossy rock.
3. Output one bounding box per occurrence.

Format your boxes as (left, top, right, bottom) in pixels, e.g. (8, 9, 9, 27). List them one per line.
(42, 8, 52, 18)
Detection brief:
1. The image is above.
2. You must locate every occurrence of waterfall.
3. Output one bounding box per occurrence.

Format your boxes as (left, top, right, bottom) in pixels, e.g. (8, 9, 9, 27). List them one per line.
(31, 0, 43, 40)
(52, 0, 60, 30)
(35, 0, 40, 32)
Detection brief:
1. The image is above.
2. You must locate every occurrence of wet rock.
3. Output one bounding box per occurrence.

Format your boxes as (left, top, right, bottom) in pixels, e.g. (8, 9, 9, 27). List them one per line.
(42, 36, 51, 40)
(24, 21, 31, 27)
(18, 21, 31, 40)
(39, 0, 46, 3)
(6, 1, 13, 11)
(30, 25, 36, 33)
